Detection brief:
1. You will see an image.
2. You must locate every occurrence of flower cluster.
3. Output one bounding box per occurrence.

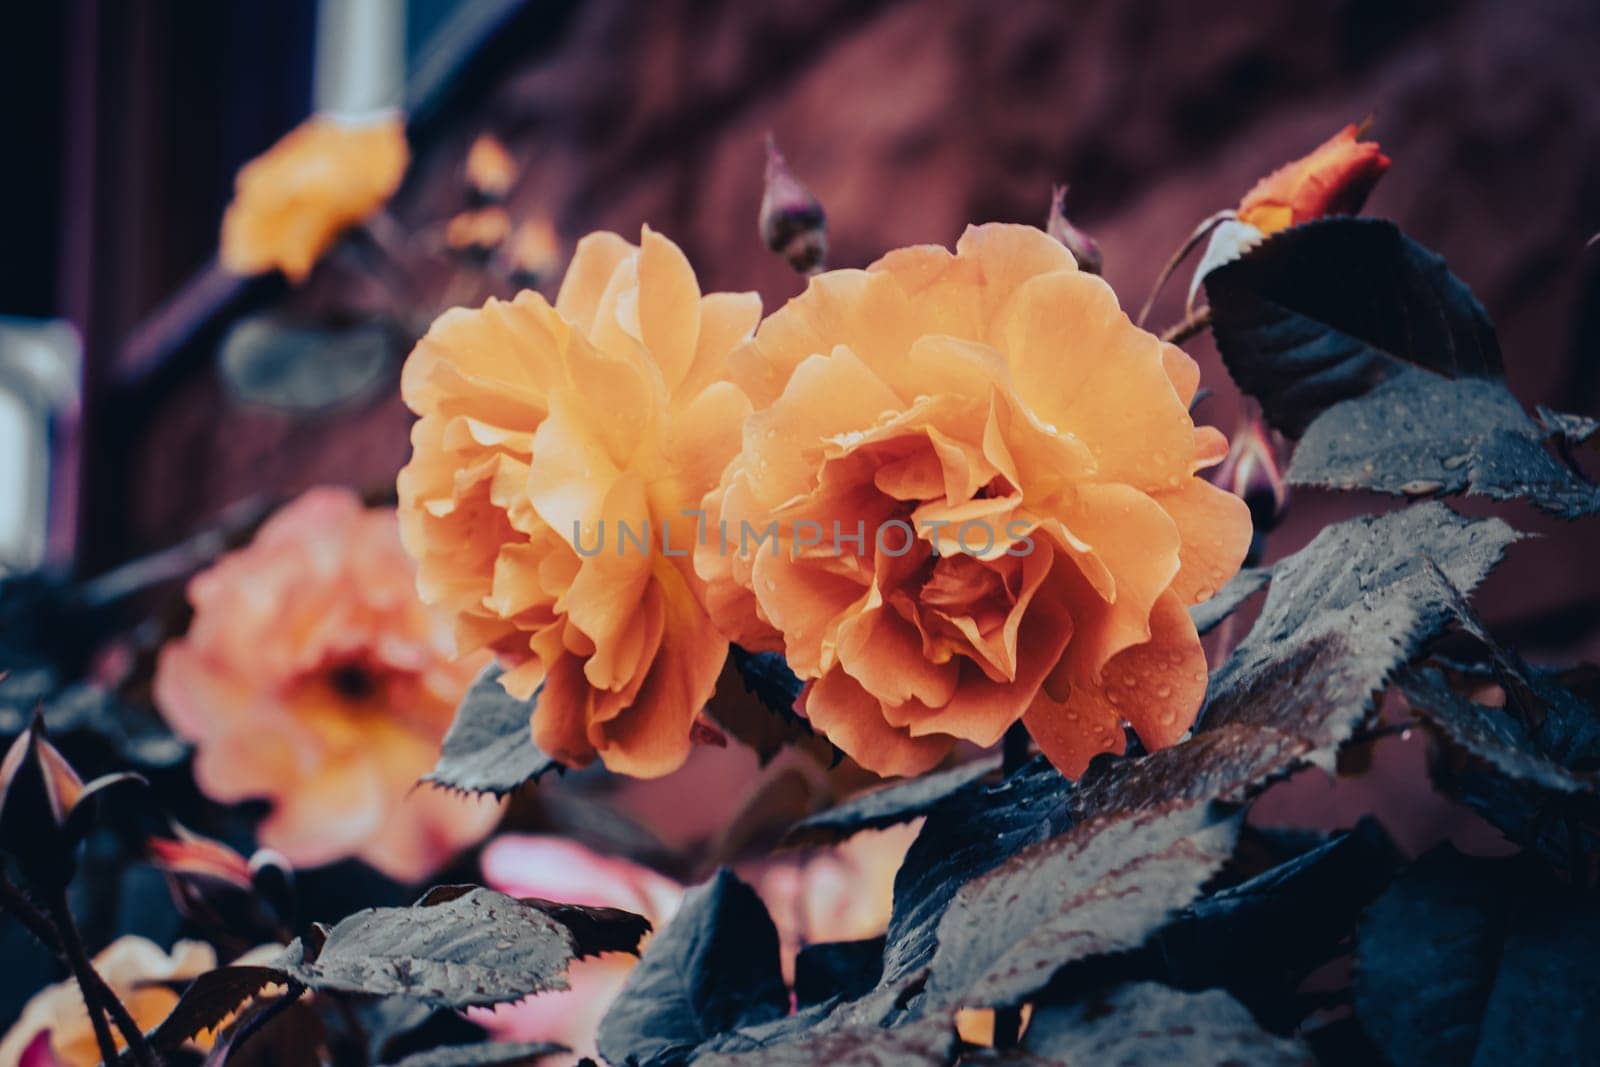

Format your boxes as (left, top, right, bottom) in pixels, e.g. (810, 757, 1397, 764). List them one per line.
(397, 223, 1252, 779)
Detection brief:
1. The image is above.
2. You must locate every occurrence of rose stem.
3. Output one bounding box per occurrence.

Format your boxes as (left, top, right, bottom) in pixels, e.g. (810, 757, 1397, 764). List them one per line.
(48, 890, 158, 1067)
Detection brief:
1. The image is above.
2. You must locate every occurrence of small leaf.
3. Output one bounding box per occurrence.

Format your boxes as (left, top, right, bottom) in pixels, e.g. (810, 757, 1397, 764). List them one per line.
(1201, 503, 1518, 764)
(385, 1042, 569, 1067)
(690, 1015, 956, 1066)
(145, 965, 292, 1053)
(783, 756, 1001, 847)
(424, 665, 563, 796)
(1190, 566, 1272, 636)
(274, 887, 646, 1008)
(794, 937, 886, 1009)
(923, 800, 1240, 1011)
(1354, 847, 1600, 1067)
(597, 870, 788, 1067)
(706, 648, 830, 766)
(1290, 371, 1600, 518)
(1205, 217, 1501, 438)
(1021, 983, 1314, 1066)
(1156, 818, 1401, 1028)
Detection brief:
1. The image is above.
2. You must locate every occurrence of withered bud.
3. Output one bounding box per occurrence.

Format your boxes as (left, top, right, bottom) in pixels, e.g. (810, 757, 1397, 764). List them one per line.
(445, 207, 512, 262)
(1214, 413, 1288, 564)
(1046, 185, 1103, 275)
(506, 215, 562, 290)
(465, 133, 517, 202)
(759, 134, 828, 275)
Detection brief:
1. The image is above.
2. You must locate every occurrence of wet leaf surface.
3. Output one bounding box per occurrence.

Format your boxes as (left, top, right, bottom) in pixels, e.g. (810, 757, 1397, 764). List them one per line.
(424, 665, 563, 796)
(385, 1041, 569, 1067)
(273, 887, 645, 1008)
(1200, 503, 1518, 763)
(690, 1015, 956, 1066)
(784, 755, 1001, 847)
(1290, 372, 1600, 518)
(1019, 982, 1314, 1066)
(923, 799, 1239, 1011)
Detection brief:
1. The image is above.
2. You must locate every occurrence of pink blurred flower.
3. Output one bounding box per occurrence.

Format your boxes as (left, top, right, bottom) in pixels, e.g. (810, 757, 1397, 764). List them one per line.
(472, 824, 917, 1059)
(153, 487, 501, 881)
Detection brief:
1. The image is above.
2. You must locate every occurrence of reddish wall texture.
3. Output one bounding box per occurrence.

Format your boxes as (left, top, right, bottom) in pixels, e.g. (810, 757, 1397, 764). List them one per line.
(128, 0, 1600, 657)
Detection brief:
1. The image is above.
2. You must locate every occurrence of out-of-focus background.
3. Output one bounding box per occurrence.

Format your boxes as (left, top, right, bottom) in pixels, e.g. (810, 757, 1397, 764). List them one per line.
(1, 0, 1597, 847)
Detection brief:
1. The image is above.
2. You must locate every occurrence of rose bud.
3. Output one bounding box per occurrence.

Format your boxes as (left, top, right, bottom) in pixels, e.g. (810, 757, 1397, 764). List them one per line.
(505, 215, 562, 289)
(1237, 122, 1391, 236)
(1214, 414, 1288, 565)
(1045, 184, 1103, 275)
(148, 824, 294, 942)
(759, 134, 827, 275)
(465, 133, 517, 203)
(0, 716, 144, 892)
(445, 206, 512, 262)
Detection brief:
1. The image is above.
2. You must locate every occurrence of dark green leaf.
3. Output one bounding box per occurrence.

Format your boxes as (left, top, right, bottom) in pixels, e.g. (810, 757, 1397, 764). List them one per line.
(1155, 819, 1401, 1028)
(1020, 983, 1314, 1066)
(597, 870, 788, 1067)
(794, 937, 886, 1009)
(1354, 847, 1600, 1067)
(274, 887, 645, 1008)
(881, 758, 1072, 990)
(690, 1016, 956, 1067)
(707, 647, 827, 766)
(424, 665, 563, 796)
(783, 756, 1001, 847)
(1290, 371, 1600, 518)
(1538, 405, 1600, 446)
(923, 800, 1239, 1011)
(1201, 503, 1518, 764)
(385, 1041, 569, 1067)
(1205, 218, 1501, 438)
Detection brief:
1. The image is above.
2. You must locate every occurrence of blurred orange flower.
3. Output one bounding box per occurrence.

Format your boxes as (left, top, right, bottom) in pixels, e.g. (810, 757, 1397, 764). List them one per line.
(220, 114, 409, 283)
(702, 223, 1251, 778)
(397, 227, 761, 778)
(0, 937, 215, 1066)
(154, 488, 499, 881)
(1237, 123, 1390, 235)
(465, 133, 517, 201)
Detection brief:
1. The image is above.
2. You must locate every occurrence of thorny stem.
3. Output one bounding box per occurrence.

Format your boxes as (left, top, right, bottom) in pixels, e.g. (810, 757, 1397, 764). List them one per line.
(45, 894, 130, 1067)
(0, 872, 62, 953)
(1159, 305, 1213, 345)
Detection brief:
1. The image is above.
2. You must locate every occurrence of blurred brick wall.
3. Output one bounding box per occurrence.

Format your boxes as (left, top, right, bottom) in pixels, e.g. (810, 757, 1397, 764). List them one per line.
(130, 0, 1600, 653)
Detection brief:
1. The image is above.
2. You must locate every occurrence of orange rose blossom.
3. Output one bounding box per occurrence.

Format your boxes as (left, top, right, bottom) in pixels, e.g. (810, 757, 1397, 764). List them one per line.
(399, 221, 1249, 781)
(397, 227, 761, 777)
(154, 488, 500, 881)
(701, 223, 1253, 777)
